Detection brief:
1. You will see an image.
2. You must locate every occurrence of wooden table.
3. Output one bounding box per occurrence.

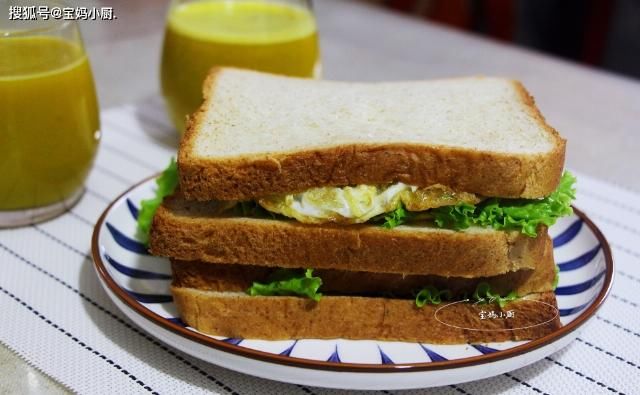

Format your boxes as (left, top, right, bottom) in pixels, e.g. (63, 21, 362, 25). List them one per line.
(2, 0, 638, 392)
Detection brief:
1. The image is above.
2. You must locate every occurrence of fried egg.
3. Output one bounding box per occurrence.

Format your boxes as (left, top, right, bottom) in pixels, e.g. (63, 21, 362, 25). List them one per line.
(258, 183, 481, 224)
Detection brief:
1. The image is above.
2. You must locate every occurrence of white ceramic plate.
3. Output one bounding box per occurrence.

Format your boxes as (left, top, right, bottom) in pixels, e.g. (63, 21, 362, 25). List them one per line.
(92, 177, 613, 390)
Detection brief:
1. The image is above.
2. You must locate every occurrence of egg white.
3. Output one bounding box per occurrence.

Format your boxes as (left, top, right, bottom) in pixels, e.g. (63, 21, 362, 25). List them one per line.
(258, 183, 480, 225)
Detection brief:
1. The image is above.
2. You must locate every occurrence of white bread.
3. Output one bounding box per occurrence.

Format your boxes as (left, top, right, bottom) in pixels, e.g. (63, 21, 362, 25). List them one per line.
(179, 68, 566, 201)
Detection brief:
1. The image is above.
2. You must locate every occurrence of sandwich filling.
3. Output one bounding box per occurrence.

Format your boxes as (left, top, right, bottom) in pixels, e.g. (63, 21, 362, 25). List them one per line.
(256, 173, 576, 236)
(243, 170, 575, 237)
(246, 268, 521, 307)
(172, 261, 560, 306)
(258, 183, 481, 224)
(137, 159, 576, 243)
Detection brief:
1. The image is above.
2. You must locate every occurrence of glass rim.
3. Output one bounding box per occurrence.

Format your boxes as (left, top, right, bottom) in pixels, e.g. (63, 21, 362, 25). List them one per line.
(1, 0, 75, 38)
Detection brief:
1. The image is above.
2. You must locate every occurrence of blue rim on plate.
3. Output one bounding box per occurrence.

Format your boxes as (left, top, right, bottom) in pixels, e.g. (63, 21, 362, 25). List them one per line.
(91, 175, 614, 372)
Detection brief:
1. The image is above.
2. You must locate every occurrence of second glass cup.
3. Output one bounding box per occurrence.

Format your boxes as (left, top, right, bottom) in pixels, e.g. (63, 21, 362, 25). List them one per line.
(160, 0, 321, 132)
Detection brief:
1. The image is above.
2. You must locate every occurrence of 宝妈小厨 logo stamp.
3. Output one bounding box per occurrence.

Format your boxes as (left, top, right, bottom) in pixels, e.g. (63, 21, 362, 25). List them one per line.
(479, 309, 516, 320)
(434, 299, 559, 331)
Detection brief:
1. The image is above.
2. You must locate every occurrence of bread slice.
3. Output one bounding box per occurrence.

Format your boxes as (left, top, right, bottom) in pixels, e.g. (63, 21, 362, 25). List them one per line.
(171, 235, 555, 296)
(179, 67, 565, 201)
(150, 193, 550, 277)
(172, 287, 560, 343)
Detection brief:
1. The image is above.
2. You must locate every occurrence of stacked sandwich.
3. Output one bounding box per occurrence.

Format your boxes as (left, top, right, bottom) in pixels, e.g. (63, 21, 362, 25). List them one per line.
(148, 68, 575, 343)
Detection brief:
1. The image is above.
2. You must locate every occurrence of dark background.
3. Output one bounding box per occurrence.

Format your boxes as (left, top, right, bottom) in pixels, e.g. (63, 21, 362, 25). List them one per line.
(368, 0, 640, 80)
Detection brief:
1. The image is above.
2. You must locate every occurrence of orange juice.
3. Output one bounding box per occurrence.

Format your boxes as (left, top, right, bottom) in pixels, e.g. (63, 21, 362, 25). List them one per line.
(161, 0, 320, 131)
(0, 36, 100, 210)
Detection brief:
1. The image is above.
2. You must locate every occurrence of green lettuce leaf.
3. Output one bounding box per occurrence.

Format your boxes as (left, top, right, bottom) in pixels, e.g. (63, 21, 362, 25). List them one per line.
(137, 158, 179, 244)
(415, 282, 518, 308)
(472, 282, 518, 308)
(382, 203, 409, 229)
(247, 269, 323, 301)
(415, 285, 452, 307)
(552, 265, 560, 290)
(430, 171, 576, 237)
(432, 202, 476, 230)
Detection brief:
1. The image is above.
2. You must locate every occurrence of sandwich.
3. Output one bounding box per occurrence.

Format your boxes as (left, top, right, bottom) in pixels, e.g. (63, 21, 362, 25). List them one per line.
(144, 67, 575, 344)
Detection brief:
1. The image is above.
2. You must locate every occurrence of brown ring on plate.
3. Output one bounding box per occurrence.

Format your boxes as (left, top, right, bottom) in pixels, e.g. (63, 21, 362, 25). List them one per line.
(91, 175, 614, 373)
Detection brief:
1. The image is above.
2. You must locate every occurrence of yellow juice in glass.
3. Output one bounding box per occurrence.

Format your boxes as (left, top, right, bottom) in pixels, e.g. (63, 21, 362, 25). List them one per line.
(0, 36, 99, 210)
(161, 0, 320, 132)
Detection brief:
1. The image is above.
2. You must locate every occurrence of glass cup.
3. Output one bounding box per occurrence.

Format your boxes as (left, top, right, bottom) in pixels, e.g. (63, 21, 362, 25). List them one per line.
(0, 0, 100, 227)
(160, 0, 321, 132)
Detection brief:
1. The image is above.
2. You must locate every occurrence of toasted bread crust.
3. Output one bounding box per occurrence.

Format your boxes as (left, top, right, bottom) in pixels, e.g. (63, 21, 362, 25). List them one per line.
(179, 69, 566, 201)
(150, 195, 550, 277)
(172, 287, 561, 343)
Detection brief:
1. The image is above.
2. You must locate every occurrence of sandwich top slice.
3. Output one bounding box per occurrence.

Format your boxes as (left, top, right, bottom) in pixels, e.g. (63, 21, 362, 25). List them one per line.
(168, 67, 573, 238)
(179, 67, 566, 202)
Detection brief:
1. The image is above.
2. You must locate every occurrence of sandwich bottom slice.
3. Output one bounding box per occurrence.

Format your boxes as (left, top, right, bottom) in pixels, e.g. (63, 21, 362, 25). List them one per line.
(169, 239, 561, 344)
(172, 287, 559, 344)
